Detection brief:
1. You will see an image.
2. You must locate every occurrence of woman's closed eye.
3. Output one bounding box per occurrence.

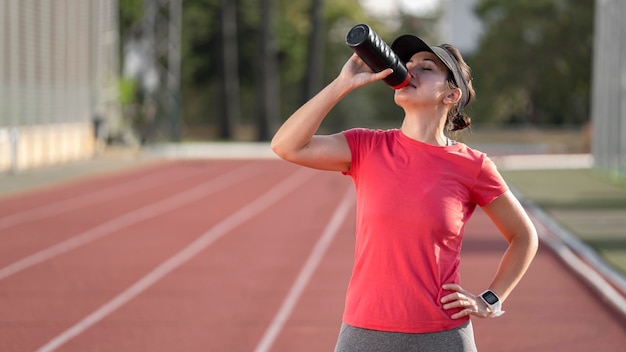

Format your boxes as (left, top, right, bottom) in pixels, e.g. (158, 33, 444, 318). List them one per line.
(407, 58, 436, 72)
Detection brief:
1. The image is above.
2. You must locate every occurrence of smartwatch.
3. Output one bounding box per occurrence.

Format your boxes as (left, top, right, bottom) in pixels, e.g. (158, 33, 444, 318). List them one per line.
(479, 290, 505, 317)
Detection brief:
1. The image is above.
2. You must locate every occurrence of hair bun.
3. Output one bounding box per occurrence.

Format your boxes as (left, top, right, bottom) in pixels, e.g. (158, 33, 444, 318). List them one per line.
(449, 111, 471, 131)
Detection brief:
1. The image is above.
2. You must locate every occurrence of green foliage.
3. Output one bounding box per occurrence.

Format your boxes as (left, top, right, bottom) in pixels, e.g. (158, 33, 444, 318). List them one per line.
(119, 0, 143, 38)
(469, 0, 595, 126)
(180, 0, 221, 86)
(118, 78, 137, 107)
(119, 0, 596, 139)
(273, 0, 395, 127)
(321, 1, 404, 130)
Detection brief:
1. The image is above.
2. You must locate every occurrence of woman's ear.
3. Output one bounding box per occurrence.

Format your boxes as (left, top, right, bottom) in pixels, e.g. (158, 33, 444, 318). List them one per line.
(443, 87, 462, 105)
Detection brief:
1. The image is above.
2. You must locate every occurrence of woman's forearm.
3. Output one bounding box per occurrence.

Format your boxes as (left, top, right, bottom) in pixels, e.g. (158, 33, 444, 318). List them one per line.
(489, 230, 539, 302)
(480, 190, 539, 302)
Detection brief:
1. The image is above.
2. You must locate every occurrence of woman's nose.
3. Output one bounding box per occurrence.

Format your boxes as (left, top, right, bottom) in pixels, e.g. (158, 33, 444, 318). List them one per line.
(405, 62, 418, 75)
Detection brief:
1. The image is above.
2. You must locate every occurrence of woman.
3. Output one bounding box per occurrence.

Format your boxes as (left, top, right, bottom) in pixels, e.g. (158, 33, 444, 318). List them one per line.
(271, 33, 538, 352)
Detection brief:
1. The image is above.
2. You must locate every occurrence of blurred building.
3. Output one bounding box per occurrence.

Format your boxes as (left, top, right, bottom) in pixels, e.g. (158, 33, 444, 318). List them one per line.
(591, 0, 626, 178)
(360, 0, 482, 55)
(0, 0, 120, 173)
(437, 0, 483, 55)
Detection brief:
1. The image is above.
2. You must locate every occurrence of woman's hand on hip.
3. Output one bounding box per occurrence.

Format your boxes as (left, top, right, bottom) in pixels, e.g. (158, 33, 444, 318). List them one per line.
(440, 283, 493, 319)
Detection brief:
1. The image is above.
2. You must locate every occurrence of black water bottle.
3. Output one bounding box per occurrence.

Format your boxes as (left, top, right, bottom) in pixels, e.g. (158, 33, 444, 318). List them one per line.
(345, 24, 411, 89)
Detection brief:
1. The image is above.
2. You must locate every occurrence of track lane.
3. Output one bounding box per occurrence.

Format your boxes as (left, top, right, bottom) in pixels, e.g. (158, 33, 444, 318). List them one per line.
(34, 165, 316, 352)
(267, 193, 356, 352)
(0, 162, 175, 214)
(0, 160, 296, 350)
(0, 161, 215, 231)
(0, 160, 624, 351)
(0, 161, 260, 273)
(51, 167, 350, 352)
(254, 187, 355, 352)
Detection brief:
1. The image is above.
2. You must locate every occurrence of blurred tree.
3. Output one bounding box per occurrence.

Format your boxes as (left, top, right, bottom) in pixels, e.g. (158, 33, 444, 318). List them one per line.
(256, 0, 280, 141)
(301, 0, 325, 104)
(220, 0, 240, 138)
(119, 0, 143, 41)
(120, 0, 423, 140)
(469, 0, 594, 126)
(319, 1, 402, 132)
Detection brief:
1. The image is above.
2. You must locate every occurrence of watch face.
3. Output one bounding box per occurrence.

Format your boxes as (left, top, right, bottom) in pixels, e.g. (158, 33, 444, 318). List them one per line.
(482, 291, 499, 304)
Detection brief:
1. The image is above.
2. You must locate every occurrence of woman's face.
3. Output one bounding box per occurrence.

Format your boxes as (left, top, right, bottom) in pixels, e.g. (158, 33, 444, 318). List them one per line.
(394, 51, 452, 110)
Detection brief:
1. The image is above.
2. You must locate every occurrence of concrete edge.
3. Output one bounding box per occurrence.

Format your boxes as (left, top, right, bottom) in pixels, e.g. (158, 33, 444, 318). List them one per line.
(492, 153, 594, 171)
(511, 187, 626, 319)
(147, 144, 594, 170)
(146, 142, 278, 160)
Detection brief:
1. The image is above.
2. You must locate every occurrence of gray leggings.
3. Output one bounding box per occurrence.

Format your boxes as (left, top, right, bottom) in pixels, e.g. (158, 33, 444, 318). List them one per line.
(334, 321, 478, 352)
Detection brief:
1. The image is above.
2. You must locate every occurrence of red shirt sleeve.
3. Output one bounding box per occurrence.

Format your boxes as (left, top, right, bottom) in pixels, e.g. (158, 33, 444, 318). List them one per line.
(471, 155, 509, 207)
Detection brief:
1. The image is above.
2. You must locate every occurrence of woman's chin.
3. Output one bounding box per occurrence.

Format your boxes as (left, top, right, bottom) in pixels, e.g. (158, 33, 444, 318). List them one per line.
(393, 90, 412, 107)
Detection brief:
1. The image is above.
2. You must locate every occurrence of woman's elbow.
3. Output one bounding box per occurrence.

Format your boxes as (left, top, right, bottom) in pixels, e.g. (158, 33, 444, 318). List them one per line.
(516, 225, 539, 257)
(270, 137, 281, 157)
(270, 136, 297, 161)
(529, 226, 539, 255)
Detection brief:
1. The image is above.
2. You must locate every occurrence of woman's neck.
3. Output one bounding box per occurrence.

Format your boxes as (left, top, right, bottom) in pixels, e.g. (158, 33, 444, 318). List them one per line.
(400, 112, 448, 146)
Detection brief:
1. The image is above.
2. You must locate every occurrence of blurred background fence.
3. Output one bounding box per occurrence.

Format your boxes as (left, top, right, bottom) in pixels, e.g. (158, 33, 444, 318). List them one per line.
(0, 0, 120, 173)
(591, 0, 626, 179)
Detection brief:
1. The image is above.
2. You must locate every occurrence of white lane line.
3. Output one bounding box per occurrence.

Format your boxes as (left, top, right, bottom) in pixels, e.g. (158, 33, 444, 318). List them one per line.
(0, 163, 207, 231)
(0, 163, 261, 281)
(254, 187, 354, 352)
(35, 167, 314, 352)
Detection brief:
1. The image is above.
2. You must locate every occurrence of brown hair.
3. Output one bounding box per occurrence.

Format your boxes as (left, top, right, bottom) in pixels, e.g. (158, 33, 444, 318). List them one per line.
(441, 44, 475, 132)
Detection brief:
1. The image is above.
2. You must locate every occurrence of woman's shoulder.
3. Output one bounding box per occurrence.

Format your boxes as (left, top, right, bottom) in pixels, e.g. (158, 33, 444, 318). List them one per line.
(343, 127, 397, 137)
(343, 128, 398, 145)
(443, 143, 500, 175)
(450, 141, 488, 159)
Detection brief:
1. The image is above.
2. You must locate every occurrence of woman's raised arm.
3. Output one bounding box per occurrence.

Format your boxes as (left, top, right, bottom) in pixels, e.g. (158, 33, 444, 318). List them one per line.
(271, 54, 392, 171)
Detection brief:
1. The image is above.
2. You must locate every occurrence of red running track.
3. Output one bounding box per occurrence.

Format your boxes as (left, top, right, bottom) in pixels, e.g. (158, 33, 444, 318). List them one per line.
(0, 160, 624, 351)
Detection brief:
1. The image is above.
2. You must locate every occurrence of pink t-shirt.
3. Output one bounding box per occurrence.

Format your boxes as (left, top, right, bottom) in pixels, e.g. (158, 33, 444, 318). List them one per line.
(341, 128, 508, 333)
